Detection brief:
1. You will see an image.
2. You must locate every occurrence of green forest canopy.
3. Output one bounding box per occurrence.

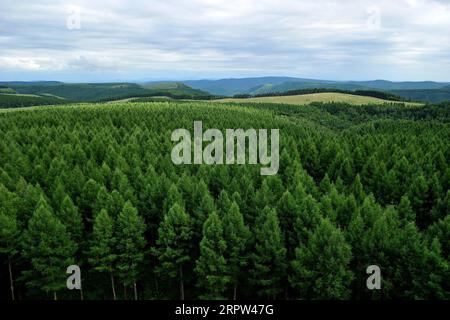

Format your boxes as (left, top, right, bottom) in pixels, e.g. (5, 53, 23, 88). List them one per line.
(0, 100, 449, 300)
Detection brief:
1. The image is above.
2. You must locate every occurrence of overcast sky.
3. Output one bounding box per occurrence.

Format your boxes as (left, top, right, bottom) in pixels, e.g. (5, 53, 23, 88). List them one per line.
(1, 0, 450, 82)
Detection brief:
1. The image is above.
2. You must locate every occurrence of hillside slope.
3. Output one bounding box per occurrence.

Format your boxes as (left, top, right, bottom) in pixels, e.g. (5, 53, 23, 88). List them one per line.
(0, 82, 212, 103)
(217, 92, 422, 106)
(183, 77, 449, 97)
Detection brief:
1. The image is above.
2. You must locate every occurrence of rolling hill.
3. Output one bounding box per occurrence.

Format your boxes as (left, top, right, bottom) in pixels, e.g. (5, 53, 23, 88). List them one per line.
(0, 81, 213, 107)
(0, 93, 68, 108)
(183, 77, 450, 95)
(182, 77, 450, 102)
(390, 88, 450, 103)
(217, 92, 423, 106)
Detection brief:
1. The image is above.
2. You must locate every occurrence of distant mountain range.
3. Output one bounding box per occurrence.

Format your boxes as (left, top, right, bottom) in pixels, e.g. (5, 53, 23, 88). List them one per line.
(182, 77, 450, 102)
(2, 77, 450, 103)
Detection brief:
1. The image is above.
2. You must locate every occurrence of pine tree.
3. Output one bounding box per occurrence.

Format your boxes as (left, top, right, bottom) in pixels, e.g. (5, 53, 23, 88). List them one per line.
(256, 176, 284, 208)
(193, 191, 216, 241)
(250, 206, 287, 299)
(154, 203, 192, 300)
(58, 195, 83, 244)
(409, 174, 431, 228)
(0, 188, 19, 300)
(397, 195, 415, 224)
(195, 211, 229, 299)
(163, 183, 184, 213)
(115, 201, 146, 300)
(22, 196, 76, 300)
(51, 178, 67, 210)
(338, 195, 358, 228)
(364, 207, 402, 299)
(427, 215, 450, 260)
(432, 189, 450, 222)
(94, 185, 112, 217)
(290, 218, 353, 299)
(422, 238, 449, 299)
(294, 194, 321, 246)
(109, 190, 125, 217)
(79, 178, 99, 221)
(217, 190, 232, 216)
(276, 190, 298, 259)
(351, 174, 365, 203)
(319, 173, 332, 194)
(89, 209, 117, 299)
(346, 210, 366, 298)
(222, 202, 250, 299)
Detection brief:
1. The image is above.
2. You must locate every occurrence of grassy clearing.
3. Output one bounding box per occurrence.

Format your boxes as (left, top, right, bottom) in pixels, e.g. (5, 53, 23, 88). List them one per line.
(217, 92, 423, 106)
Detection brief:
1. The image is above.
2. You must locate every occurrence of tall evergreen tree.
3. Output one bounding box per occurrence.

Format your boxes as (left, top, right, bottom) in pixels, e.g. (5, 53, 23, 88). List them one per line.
(22, 197, 76, 300)
(250, 207, 287, 299)
(397, 195, 415, 224)
(193, 191, 216, 241)
(195, 211, 229, 299)
(89, 209, 117, 299)
(115, 201, 146, 300)
(154, 203, 192, 300)
(276, 190, 298, 259)
(58, 195, 83, 244)
(0, 183, 19, 300)
(291, 218, 353, 299)
(222, 202, 250, 299)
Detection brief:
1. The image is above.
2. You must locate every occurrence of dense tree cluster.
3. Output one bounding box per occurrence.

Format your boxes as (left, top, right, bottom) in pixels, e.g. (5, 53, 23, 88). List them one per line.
(0, 101, 449, 300)
(0, 82, 215, 106)
(0, 94, 68, 109)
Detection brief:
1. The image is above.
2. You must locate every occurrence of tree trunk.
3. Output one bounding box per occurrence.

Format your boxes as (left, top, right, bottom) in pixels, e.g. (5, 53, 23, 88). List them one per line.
(80, 285, 84, 300)
(179, 265, 184, 300)
(53, 292, 57, 300)
(8, 256, 14, 301)
(110, 272, 117, 300)
(123, 283, 127, 300)
(133, 282, 138, 300)
(233, 284, 237, 300)
(154, 274, 159, 297)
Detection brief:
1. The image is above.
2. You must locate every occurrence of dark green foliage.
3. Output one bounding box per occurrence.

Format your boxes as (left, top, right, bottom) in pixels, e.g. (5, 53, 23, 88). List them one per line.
(222, 202, 250, 299)
(0, 100, 448, 299)
(250, 207, 287, 299)
(115, 201, 146, 298)
(195, 212, 229, 299)
(291, 218, 353, 299)
(0, 82, 214, 107)
(154, 203, 192, 299)
(58, 196, 83, 244)
(21, 197, 76, 299)
(88, 209, 117, 299)
(0, 93, 68, 108)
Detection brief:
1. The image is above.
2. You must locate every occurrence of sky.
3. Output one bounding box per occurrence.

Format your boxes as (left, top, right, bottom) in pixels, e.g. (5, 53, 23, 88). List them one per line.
(1, 0, 450, 82)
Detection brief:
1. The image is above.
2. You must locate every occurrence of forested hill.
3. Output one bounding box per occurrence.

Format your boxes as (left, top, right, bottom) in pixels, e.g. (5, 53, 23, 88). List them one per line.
(182, 77, 450, 103)
(0, 100, 449, 300)
(0, 82, 214, 105)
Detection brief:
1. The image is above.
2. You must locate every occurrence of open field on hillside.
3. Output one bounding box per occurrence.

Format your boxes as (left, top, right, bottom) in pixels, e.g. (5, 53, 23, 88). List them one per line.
(217, 92, 423, 106)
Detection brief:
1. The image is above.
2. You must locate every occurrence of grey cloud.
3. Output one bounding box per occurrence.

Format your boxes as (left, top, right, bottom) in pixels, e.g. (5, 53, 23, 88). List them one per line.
(0, 0, 450, 81)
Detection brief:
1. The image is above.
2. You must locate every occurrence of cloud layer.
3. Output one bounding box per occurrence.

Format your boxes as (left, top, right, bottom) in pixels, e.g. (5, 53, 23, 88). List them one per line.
(1, 0, 450, 81)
